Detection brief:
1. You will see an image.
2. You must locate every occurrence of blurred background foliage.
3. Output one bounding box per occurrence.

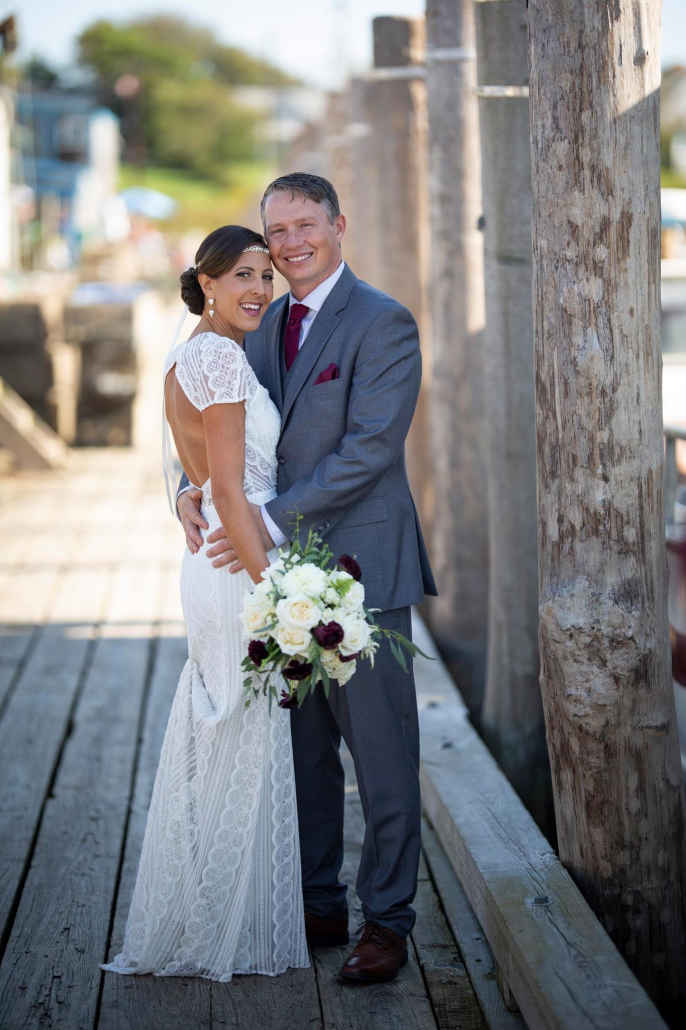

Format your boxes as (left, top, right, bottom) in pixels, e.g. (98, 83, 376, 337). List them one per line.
(75, 16, 297, 181)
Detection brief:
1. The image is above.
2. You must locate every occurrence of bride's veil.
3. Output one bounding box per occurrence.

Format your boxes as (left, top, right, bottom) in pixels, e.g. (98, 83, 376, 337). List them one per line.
(162, 304, 190, 515)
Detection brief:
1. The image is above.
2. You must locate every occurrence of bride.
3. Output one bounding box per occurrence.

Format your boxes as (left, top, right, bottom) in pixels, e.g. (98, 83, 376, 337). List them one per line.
(102, 225, 309, 981)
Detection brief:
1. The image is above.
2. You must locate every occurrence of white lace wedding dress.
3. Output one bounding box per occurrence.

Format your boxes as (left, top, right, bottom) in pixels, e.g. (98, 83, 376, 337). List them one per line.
(101, 331, 308, 981)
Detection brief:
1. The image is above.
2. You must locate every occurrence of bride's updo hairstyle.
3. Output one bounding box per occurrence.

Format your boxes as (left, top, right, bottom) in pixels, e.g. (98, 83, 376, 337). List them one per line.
(179, 225, 269, 316)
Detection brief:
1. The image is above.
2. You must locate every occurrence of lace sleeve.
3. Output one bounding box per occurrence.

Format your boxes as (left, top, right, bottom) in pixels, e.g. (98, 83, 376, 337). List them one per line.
(175, 333, 257, 411)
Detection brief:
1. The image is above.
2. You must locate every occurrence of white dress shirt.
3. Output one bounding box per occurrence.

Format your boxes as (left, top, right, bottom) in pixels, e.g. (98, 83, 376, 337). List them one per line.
(261, 261, 346, 548)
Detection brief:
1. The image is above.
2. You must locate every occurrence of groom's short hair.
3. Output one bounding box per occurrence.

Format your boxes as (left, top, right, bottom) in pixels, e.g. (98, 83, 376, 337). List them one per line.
(261, 173, 340, 227)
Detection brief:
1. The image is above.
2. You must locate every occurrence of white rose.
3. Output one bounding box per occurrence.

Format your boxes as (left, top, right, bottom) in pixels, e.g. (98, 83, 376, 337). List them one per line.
(276, 595, 321, 631)
(340, 580, 365, 613)
(281, 562, 328, 599)
(321, 650, 357, 685)
(339, 616, 371, 656)
(320, 605, 348, 627)
(335, 658, 357, 685)
(253, 578, 273, 598)
(275, 623, 312, 657)
(323, 587, 340, 606)
(240, 596, 274, 640)
(262, 557, 286, 584)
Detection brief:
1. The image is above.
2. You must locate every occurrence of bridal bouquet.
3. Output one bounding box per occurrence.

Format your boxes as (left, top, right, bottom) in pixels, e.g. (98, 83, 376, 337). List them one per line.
(240, 518, 429, 709)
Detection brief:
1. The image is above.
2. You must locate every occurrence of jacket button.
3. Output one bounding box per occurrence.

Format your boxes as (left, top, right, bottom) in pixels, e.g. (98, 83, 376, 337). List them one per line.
(277, 456, 285, 465)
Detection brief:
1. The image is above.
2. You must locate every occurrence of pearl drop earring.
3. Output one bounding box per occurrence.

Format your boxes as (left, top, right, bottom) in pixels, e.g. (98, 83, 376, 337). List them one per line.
(208, 298, 215, 319)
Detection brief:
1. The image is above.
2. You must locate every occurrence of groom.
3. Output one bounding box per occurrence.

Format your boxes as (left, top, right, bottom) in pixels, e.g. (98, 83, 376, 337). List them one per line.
(178, 173, 436, 982)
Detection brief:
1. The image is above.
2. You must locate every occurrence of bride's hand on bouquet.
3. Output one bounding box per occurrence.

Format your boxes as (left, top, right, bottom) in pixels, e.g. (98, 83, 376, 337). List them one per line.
(178, 489, 208, 554)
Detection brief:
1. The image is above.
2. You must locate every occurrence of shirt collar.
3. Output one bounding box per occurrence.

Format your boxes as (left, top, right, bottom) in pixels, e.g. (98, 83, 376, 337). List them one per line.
(288, 261, 346, 314)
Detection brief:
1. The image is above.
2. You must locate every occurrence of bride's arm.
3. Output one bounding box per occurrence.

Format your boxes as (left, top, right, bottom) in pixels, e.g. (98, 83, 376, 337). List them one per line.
(203, 402, 270, 585)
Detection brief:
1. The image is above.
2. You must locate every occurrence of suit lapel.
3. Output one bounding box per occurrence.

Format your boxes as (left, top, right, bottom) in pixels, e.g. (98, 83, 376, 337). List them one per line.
(280, 265, 357, 430)
(263, 294, 288, 412)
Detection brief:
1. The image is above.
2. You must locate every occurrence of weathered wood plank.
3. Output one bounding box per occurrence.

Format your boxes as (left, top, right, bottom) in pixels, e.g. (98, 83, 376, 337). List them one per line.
(0, 624, 37, 714)
(312, 777, 438, 1030)
(212, 967, 323, 1030)
(413, 612, 667, 1030)
(411, 879, 486, 1030)
(0, 566, 63, 714)
(0, 566, 160, 1030)
(421, 817, 526, 1030)
(0, 567, 112, 942)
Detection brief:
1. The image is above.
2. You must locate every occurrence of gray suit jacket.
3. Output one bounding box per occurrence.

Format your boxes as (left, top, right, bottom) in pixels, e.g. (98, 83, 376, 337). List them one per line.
(180, 264, 436, 611)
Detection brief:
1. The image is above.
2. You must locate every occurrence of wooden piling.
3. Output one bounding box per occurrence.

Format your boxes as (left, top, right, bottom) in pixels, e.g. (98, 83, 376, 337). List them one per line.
(367, 15, 433, 540)
(425, 0, 489, 717)
(529, 0, 686, 1014)
(474, 0, 550, 825)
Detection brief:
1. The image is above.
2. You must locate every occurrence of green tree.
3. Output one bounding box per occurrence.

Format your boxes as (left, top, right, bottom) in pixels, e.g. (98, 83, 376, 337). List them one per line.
(76, 16, 297, 177)
(149, 77, 256, 178)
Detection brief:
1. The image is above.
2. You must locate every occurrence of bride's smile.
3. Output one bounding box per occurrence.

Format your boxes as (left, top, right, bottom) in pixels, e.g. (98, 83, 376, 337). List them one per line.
(198, 252, 274, 342)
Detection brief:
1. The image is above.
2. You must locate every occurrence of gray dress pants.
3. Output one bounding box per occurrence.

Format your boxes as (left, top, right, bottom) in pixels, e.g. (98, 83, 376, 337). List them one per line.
(289, 606, 421, 937)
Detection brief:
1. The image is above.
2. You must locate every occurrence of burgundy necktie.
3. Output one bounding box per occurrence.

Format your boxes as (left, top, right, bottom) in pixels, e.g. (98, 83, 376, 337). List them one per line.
(284, 303, 309, 373)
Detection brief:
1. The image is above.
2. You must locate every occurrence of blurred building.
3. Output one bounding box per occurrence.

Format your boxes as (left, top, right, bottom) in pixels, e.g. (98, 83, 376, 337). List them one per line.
(0, 87, 13, 272)
(16, 88, 122, 265)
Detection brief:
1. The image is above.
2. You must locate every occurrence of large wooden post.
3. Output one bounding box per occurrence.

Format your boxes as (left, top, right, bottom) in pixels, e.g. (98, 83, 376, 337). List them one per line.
(529, 0, 686, 1012)
(339, 78, 380, 288)
(425, 0, 489, 716)
(367, 17, 432, 537)
(475, 0, 550, 820)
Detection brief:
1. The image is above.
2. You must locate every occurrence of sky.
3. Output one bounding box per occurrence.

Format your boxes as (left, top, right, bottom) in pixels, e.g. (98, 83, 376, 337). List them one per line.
(8, 1, 686, 91)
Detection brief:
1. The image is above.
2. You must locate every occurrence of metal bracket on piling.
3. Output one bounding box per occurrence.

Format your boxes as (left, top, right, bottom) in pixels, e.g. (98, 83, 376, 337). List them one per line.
(474, 85, 530, 98)
(366, 65, 426, 81)
(426, 46, 477, 64)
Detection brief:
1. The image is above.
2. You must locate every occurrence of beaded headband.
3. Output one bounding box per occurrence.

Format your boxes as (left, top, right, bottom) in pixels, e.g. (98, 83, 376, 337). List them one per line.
(187, 245, 269, 274)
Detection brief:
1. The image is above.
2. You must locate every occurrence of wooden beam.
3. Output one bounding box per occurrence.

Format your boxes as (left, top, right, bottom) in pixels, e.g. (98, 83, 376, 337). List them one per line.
(413, 612, 667, 1030)
(0, 375, 68, 470)
(421, 817, 525, 1030)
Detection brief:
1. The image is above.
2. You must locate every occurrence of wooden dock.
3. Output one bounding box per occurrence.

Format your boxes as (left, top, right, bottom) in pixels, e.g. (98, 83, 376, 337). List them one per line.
(0, 444, 521, 1030)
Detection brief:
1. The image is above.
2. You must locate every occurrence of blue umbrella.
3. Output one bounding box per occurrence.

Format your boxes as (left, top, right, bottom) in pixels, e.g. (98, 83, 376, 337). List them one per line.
(119, 186, 178, 220)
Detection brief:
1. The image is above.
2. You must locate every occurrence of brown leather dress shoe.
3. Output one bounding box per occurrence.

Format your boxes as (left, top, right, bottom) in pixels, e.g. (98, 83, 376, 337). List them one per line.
(338, 922, 408, 982)
(304, 911, 349, 947)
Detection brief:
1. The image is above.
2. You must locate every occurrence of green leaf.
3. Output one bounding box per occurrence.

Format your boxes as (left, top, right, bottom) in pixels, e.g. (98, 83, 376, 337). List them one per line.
(389, 638, 409, 674)
(319, 662, 330, 698)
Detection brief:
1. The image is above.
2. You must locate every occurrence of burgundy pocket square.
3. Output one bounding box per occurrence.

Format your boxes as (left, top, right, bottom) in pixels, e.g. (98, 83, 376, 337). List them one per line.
(314, 363, 340, 385)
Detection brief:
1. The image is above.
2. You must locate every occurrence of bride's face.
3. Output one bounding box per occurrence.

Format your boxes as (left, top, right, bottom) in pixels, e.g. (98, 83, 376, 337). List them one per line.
(206, 252, 274, 332)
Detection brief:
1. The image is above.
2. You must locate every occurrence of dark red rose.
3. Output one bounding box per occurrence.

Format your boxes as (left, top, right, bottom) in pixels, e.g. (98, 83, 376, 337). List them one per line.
(278, 689, 298, 709)
(339, 651, 360, 663)
(248, 640, 269, 667)
(314, 621, 344, 649)
(283, 659, 313, 681)
(337, 554, 362, 581)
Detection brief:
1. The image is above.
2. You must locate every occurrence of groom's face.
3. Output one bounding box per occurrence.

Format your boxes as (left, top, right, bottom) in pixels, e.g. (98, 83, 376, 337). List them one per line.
(263, 193, 346, 297)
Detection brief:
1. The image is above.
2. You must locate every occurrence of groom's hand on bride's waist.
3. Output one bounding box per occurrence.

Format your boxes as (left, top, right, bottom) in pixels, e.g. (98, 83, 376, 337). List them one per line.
(178, 489, 207, 554)
(205, 504, 275, 573)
